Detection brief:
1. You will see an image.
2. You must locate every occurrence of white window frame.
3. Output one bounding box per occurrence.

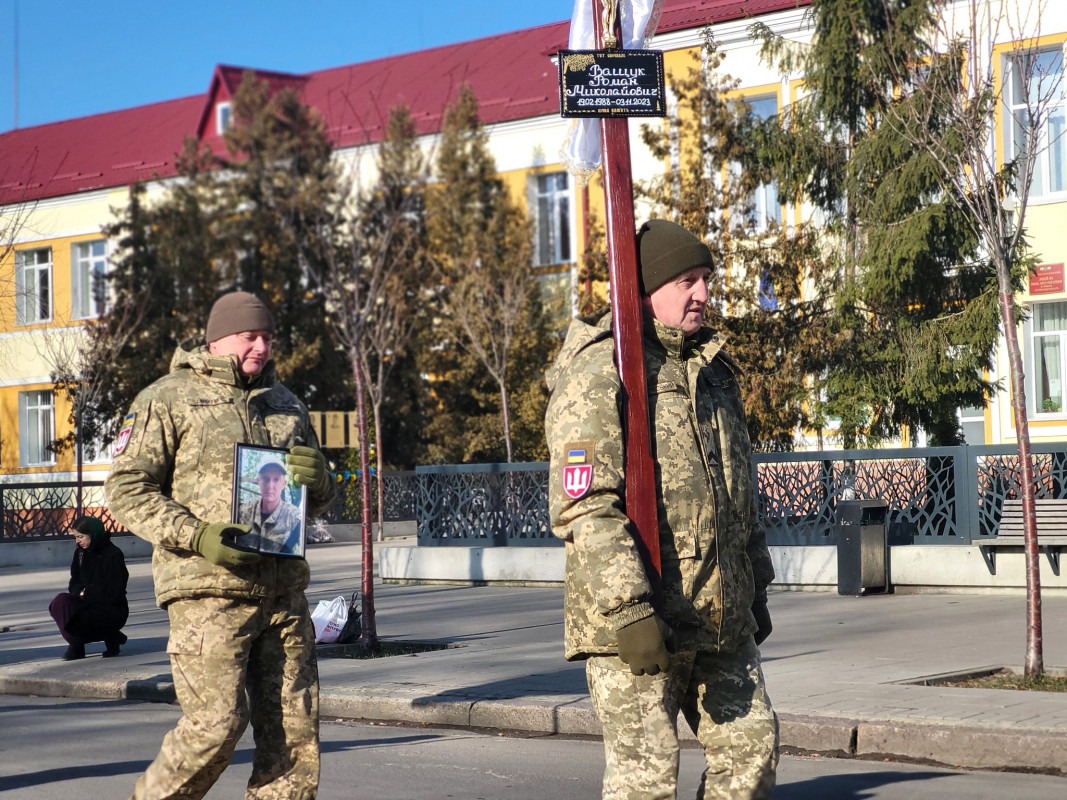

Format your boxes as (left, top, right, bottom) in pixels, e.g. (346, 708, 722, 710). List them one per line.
(958, 405, 986, 444)
(71, 240, 108, 320)
(1028, 300, 1067, 416)
(216, 101, 232, 135)
(744, 94, 782, 233)
(19, 389, 56, 466)
(1004, 45, 1066, 201)
(15, 247, 53, 326)
(532, 172, 572, 267)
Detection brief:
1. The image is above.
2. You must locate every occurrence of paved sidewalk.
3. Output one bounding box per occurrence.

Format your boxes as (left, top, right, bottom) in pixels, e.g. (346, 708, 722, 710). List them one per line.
(2, 540, 1067, 775)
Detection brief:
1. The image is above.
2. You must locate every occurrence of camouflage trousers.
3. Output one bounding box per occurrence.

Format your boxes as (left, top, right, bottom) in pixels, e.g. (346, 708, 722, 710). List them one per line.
(586, 639, 778, 800)
(130, 592, 320, 800)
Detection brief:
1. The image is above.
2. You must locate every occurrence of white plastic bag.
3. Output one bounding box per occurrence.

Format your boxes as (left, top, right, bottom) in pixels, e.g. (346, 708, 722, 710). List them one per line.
(311, 595, 347, 644)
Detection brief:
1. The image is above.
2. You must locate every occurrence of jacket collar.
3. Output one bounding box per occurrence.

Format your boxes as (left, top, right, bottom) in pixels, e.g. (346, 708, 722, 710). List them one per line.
(172, 342, 276, 390)
(644, 317, 726, 363)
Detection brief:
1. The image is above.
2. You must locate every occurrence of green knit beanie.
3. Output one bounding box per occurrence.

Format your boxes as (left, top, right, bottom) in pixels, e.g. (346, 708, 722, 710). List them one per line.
(636, 219, 714, 294)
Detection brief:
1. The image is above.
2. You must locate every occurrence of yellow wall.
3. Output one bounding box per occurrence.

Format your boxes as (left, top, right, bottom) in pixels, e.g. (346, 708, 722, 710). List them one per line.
(0, 189, 122, 479)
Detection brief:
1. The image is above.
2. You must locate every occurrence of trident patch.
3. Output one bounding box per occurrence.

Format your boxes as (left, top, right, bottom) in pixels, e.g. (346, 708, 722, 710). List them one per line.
(562, 443, 593, 500)
(113, 413, 136, 456)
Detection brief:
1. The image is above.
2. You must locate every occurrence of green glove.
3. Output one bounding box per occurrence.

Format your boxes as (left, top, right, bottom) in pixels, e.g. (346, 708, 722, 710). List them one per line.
(752, 600, 773, 646)
(616, 614, 672, 677)
(286, 446, 330, 495)
(191, 522, 259, 568)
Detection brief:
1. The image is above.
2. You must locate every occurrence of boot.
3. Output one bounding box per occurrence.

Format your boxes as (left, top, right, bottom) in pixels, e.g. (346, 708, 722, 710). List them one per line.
(103, 631, 128, 658)
(62, 643, 85, 661)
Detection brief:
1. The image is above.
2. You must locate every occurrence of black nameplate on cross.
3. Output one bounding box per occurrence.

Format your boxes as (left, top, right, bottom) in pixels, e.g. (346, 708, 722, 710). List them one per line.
(558, 49, 666, 118)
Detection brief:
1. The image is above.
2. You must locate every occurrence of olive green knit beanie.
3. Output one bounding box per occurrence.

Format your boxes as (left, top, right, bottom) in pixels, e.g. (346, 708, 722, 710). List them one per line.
(205, 292, 275, 343)
(636, 219, 714, 294)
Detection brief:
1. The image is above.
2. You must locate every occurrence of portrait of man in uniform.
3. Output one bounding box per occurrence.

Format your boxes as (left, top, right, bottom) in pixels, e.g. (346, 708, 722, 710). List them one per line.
(234, 447, 307, 557)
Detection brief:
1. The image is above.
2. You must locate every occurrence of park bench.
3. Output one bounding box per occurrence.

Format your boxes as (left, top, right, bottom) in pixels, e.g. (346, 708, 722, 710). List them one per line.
(979, 498, 1067, 575)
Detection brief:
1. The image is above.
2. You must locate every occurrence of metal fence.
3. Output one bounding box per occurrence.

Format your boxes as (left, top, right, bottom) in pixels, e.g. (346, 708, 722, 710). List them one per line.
(321, 471, 418, 524)
(7, 444, 1067, 545)
(754, 443, 1067, 546)
(415, 462, 556, 546)
(0, 482, 126, 541)
(1, 472, 419, 542)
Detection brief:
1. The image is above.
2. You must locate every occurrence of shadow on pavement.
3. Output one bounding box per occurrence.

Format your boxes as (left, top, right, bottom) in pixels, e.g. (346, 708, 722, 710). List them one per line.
(0, 760, 154, 792)
(414, 667, 588, 702)
(774, 768, 950, 799)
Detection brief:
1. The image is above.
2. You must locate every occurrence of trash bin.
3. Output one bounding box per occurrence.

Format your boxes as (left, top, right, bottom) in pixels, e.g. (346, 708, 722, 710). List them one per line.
(836, 499, 888, 596)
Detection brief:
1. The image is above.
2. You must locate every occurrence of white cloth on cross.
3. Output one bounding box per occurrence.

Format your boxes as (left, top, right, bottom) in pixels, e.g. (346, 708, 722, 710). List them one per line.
(561, 0, 665, 183)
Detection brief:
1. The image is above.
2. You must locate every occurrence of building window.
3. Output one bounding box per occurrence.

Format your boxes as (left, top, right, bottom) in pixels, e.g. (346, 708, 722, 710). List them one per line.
(745, 95, 782, 232)
(216, 101, 232, 135)
(1005, 46, 1066, 199)
(71, 240, 108, 319)
(958, 405, 986, 444)
(15, 247, 52, 325)
(534, 172, 571, 267)
(1032, 301, 1067, 414)
(19, 390, 55, 466)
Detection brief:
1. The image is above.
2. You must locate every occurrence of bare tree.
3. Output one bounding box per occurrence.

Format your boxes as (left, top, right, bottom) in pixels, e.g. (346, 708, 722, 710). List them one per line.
(0, 187, 40, 375)
(426, 85, 539, 463)
(356, 108, 428, 539)
(38, 251, 156, 513)
(876, 0, 1058, 674)
(298, 104, 429, 648)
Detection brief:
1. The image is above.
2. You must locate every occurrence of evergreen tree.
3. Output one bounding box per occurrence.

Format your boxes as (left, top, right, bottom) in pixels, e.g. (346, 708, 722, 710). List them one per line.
(749, 0, 1001, 446)
(85, 73, 352, 445)
(423, 85, 557, 463)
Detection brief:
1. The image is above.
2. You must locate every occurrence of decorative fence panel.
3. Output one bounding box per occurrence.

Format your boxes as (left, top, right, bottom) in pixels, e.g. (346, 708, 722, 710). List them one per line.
(416, 462, 556, 546)
(754, 443, 1067, 546)
(0, 482, 126, 541)
(322, 471, 417, 524)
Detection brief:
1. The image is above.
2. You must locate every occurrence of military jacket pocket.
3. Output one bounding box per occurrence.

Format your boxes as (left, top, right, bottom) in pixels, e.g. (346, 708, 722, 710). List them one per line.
(166, 625, 204, 656)
(660, 528, 698, 560)
(256, 393, 306, 447)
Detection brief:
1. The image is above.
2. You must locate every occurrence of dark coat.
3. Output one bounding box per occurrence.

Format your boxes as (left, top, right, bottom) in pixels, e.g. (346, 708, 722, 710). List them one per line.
(68, 531, 129, 634)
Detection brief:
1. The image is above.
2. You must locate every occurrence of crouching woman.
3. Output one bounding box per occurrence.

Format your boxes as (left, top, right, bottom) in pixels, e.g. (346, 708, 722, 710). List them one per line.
(49, 516, 129, 660)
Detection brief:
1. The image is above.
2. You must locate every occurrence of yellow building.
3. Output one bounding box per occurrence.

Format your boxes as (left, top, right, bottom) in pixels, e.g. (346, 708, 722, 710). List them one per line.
(1, 0, 1066, 483)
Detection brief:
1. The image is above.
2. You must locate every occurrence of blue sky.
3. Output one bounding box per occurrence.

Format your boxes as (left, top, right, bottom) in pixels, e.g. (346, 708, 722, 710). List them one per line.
(0, 0, 574, 133)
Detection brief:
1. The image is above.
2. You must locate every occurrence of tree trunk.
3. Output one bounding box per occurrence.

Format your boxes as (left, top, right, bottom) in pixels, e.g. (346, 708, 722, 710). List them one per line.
(499, 379, 512, 463)
(352, 348, 378, 649)
(373, 400, 385, 542)
(998, 274, 1043, 675)
(75, 411, 84, 519)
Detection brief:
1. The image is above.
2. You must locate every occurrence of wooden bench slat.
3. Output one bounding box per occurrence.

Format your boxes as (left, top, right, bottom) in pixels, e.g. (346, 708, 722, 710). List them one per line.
(980, 499, 1067, 573)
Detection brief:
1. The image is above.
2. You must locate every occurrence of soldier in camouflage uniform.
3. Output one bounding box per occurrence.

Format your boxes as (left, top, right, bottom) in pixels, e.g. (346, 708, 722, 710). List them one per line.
(546, 220, 778, 800)
(106, 292, 335, 800)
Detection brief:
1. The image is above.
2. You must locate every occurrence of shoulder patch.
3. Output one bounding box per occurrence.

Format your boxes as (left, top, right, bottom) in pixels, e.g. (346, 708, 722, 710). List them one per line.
(561, 441, 594, 500)
(113, 413, 136, 456)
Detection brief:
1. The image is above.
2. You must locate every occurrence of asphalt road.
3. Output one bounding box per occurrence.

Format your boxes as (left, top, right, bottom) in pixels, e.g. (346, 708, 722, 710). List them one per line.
(1, 695, 1065, 799)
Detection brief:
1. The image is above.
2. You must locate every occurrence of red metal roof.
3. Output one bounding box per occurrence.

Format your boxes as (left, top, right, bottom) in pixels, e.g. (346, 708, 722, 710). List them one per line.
(0, 0, 809, 208)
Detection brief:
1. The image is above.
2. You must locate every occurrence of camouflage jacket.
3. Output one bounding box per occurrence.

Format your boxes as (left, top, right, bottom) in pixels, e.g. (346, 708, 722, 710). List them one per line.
(545, 311, 774, 660)
(105, 343, 335, 608)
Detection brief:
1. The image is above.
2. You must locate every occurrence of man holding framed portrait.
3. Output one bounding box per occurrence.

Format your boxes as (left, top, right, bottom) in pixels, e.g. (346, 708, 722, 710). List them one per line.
(106, 291, 334, 800)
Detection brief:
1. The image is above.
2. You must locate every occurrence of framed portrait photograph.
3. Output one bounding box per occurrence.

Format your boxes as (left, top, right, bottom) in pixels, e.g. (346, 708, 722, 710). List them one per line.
(230, 444, 308, 558)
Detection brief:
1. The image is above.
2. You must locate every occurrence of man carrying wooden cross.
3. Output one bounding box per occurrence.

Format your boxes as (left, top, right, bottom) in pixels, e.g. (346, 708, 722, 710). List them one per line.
(546, 219, 778, 799)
